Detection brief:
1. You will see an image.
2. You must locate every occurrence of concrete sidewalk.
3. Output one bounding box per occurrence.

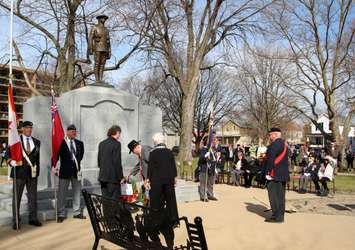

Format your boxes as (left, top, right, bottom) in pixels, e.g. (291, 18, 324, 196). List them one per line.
(0, 184, 354, 250)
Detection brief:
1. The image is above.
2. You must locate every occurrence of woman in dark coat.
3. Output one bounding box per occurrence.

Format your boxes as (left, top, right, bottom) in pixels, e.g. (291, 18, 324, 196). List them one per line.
(145, 133, 178, 249)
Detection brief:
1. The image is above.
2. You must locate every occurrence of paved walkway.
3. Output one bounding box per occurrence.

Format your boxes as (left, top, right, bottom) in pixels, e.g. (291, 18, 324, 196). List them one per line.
(0, 184, 355, 250)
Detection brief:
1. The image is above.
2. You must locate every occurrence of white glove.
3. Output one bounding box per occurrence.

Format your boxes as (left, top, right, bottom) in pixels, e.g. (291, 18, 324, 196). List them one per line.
(204, 152, 210, 158)
(10, 160, 17, 167)
(52, 167, 59, 176)
(266, 175, 273, 181)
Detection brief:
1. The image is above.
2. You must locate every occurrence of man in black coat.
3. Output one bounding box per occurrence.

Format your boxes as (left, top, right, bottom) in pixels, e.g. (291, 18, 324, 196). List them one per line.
(145, 133, 178, 249)
(264, 127, 289, 223)
(6, 121, 42, 230)
(98, 125, 124, 199)
(56, 124, 85, 223)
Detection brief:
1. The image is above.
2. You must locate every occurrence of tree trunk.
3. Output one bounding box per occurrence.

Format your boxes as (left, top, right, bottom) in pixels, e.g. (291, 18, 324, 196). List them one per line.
(178, 77, 199, 178)
(66, 11, 76, 91)
(58, 50, 69, 93)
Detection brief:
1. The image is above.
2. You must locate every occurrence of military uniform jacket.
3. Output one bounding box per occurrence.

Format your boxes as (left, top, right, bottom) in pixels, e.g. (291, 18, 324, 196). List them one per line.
(198, 147, 208, 173)
(129, 145, 152, 179)
(98, 137, 123, 184)
(265, 138, 289, 182)
(90, 25, 110, 52)
(57, 138, 84, 179)
(6, 135, 40, 179)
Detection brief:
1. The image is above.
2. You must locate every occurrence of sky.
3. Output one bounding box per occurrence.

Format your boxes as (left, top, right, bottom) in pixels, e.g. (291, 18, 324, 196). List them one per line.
(0, 0, 353, 121)
(0, 8, 144, 87)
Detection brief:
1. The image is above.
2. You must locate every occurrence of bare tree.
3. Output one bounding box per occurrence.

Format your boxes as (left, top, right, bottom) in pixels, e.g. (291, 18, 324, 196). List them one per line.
(110, 0, 274, 172)
(0, 0, 147, 93)
(121, 66, 241, 154)
(236, 48, 300, 145)
(265, 0, 355, 150)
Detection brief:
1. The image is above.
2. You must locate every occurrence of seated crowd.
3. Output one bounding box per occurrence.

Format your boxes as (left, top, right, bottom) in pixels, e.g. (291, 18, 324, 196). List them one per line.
(195, 140, 336, 198)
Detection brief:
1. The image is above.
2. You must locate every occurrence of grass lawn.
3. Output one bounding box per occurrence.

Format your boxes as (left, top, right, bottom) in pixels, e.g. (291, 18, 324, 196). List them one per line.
(334, 175, 355, 192)
(0, 167, 8, 176)
(1, 157, 354, 193)
(188, 157, 355, 193)
(291, 175, 355, 193)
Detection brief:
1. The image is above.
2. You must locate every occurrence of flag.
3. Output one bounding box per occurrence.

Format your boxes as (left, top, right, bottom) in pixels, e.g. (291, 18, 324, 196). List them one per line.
(207, 112, 214, 150)
(51, 92, 64, 169)
(8, 79, 22, 165)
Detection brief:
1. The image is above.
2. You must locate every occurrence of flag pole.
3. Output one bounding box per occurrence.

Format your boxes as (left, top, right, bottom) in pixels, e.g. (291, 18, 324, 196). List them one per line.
(9, 0, 19, 230)
(204, 96, 216, 200)
(51, 87, 58, 222)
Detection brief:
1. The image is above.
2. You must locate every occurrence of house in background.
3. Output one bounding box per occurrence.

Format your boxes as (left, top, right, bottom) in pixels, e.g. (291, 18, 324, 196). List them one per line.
(306, 113, 355, 148)
(216, 120, 254, 146)
(284, 122, 304, 145)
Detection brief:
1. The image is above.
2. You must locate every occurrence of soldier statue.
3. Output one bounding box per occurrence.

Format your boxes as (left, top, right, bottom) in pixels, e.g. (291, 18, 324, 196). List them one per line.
(89, 14, 111, 84)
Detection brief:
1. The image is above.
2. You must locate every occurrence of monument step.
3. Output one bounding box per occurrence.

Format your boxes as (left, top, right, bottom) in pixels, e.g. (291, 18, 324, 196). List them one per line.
(0, 184, 12, 195)
(0, 207, 89, 226)
(0, 195, 86, 213)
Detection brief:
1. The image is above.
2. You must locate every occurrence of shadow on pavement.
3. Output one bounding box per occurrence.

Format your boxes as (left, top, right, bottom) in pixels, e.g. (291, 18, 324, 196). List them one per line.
(244, 202, 269, 218)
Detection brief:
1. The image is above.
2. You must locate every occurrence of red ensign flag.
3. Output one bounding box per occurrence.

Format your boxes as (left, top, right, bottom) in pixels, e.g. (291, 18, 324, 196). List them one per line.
(51, 93, 64, 169)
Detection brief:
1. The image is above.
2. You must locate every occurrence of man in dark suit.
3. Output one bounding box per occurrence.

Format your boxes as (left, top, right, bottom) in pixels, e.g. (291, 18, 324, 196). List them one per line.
(56, 124, 85, 223)
(98, 125, 124, 199)
(6, 121, 42, 230)
(264, 127, 289, 223)
(145, 133, 178, 249)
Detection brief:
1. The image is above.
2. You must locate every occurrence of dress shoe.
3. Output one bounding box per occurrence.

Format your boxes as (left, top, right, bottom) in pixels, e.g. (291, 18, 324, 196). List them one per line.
(208, 196, 218, 201)
(264, 217, 284, 223)
(320, 191, 328, 197)
(200, 198, 209, 202)
(73, 214, 86, 219)
(298, 189, 306, 194)
(29, 220, 42, 227)
(57, 217, 65, 223)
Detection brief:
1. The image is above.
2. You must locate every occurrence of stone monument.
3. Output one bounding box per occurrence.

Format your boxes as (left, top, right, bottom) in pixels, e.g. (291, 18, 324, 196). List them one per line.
(23, 85, 162, 190)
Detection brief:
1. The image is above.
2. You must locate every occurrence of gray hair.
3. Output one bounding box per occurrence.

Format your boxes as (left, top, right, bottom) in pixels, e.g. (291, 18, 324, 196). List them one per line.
(152, 133, 165, 145)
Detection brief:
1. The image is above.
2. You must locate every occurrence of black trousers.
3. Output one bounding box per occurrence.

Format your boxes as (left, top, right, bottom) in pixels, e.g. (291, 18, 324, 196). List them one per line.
(347, 158, 354, 169)
(100, 182, 121, 228)
(267, 181, 286, 220)
(319, 177, 330, 191)
(148, 182, 178, 242)
(100, 181, 121, 199)
(313, 177, 321, 191)
(243, 172, 255, 187)
(13, 177, 38, 223)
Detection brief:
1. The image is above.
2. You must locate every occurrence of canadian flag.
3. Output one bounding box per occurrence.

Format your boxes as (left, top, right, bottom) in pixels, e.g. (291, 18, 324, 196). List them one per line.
(8, 80, 22, 165)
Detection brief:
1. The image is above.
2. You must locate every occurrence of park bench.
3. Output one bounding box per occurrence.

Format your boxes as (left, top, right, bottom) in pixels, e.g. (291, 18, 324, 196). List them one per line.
(82, 190, 208, 250)
(289, 174, 336, 194)
(216, 170, 230, 184)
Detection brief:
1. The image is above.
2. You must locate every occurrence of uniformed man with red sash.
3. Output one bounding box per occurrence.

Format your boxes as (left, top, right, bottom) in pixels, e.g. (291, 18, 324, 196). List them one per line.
(265, 127, 289, 223)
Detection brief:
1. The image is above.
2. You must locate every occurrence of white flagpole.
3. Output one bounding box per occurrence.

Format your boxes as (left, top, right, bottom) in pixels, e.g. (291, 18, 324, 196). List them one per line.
(7, 0, 14, 180)
(9, 0, 19, 230)
(9, 0, 13, 76)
